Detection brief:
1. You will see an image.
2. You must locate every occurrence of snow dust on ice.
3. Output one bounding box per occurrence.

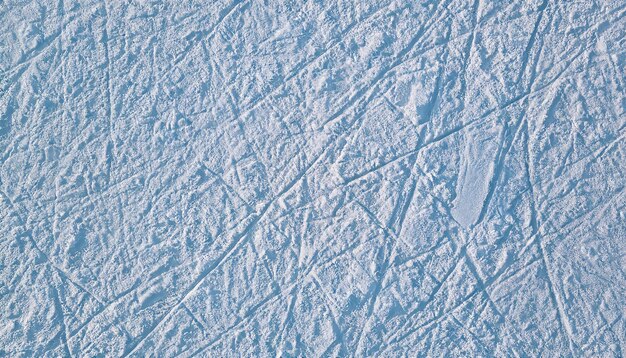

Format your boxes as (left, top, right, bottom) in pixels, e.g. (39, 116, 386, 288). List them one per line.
(0, 0, 625, 356)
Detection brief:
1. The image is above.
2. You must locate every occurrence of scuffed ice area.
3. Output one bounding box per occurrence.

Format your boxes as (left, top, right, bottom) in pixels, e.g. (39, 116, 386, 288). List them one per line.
(1, 0, 625, 356)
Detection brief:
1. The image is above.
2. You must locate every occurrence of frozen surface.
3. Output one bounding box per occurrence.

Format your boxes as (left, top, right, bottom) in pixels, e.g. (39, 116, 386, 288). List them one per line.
(1, 0, 625, 356)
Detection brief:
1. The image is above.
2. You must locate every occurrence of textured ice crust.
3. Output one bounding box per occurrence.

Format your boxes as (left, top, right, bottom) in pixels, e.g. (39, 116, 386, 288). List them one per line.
(1, 0, 625, 356)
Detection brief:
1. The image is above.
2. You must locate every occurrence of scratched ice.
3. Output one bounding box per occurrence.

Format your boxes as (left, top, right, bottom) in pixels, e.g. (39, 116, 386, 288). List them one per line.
(1, 0, 625, 356)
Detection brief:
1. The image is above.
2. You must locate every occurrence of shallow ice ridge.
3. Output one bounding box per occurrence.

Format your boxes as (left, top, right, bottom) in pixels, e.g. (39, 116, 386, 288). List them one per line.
(1, 0, 625, 356)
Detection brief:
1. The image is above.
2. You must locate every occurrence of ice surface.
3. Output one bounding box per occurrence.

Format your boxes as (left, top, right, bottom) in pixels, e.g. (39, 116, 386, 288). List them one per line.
(1, 0, 625, 356)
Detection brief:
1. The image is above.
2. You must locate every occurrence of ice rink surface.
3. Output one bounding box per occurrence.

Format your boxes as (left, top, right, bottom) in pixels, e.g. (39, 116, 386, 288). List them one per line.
(1, 0, 625, 356)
